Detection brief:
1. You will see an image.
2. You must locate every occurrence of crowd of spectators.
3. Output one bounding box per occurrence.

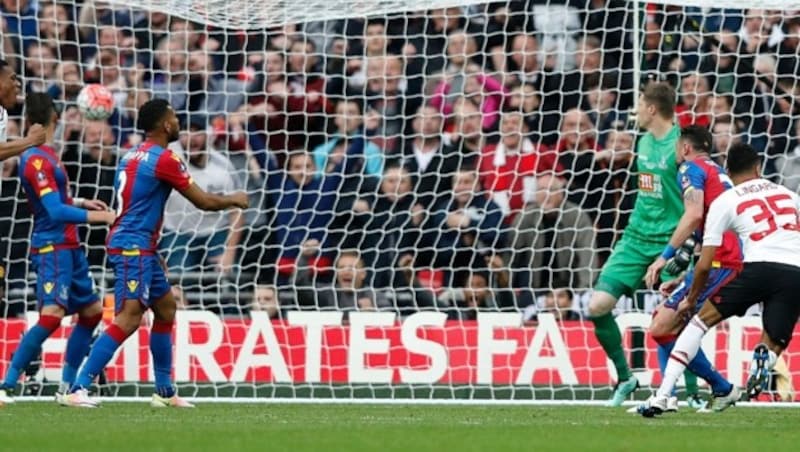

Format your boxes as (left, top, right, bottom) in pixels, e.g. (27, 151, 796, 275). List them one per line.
(0, 1, 799, 321)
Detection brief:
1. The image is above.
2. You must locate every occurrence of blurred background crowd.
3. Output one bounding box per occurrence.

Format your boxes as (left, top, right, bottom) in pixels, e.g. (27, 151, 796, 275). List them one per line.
(0, 0, 798, 321)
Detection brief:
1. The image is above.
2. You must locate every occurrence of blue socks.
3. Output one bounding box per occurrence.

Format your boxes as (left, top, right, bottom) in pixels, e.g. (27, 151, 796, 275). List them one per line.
(62, 315, 101, 387)
(150, 320, 175, 398)
(2, 316, 60, 389)
(71, 324, 127, 392)
(70, 320, 176, 398)
(658, 338, 733, 395)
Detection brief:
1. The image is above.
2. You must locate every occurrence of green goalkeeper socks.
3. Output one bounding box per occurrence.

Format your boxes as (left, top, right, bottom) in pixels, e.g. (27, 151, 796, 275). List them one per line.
(684, 370, 699, 396)
(591, 312, 632, 382)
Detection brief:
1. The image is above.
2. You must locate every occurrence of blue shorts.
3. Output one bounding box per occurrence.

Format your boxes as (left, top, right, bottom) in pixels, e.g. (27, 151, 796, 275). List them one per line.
(108, 253, 172, 313)
(31, 248, 98, 313)
(664, 267, 739, 312)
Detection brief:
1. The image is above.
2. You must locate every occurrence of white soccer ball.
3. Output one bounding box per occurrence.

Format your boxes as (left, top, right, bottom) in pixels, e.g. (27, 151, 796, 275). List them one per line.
(77, 84, 115, 120)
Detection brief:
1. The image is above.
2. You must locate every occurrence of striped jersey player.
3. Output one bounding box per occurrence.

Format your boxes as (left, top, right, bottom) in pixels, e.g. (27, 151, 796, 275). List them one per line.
(64, 99, 247, 408)
(0, 93, 114, 405)
(642, 126, 742, 413)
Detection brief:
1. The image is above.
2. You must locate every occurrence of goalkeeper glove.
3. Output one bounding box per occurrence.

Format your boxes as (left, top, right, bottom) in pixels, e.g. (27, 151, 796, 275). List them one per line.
(664, 237, 696, 276)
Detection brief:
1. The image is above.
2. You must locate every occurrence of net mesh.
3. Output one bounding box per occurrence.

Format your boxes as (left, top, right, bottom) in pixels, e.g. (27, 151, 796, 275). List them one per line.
(0, 1, 798, 401)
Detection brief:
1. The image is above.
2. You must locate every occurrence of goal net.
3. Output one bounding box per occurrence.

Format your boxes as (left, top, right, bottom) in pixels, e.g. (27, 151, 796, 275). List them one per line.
(0, 0, 798, 403)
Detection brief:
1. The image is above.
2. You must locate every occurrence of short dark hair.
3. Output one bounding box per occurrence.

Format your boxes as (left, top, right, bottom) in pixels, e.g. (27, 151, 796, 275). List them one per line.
(726, 143, 760, 175)
(0, 59, 8, 72)
(642, 82, 676, 119)
(137, 98, 171, 133)
(680, 125, 712, 154)
(336, 97, 364, 115)
(366, 18, 387, 28)
(25, 92, 56, 127)
(286, 149, 311, 165)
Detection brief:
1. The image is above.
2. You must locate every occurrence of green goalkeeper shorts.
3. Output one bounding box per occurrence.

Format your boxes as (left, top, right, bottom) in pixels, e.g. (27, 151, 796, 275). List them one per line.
(595, 234, 667, 299)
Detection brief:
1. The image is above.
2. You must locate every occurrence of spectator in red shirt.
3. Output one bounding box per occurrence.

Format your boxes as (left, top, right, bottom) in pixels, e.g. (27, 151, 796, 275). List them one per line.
(479, 110, 560, 222)
(675, 72, 712, 128)
(284, 39, 332, 150)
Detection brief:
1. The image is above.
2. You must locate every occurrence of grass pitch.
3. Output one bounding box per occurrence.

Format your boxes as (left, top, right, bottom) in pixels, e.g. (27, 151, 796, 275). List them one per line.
(1, 402, 799, 451)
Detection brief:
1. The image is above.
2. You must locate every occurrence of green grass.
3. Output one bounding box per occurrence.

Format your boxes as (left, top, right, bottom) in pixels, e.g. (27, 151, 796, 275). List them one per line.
(1, 403, 799, 452)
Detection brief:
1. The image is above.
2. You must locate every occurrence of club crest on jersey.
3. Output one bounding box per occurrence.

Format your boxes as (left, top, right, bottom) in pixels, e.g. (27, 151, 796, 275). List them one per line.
(36, 171, 49, 187)
(681, 175, 691, 190)
(127, 280, 139, 293)
(32, 158, 43, 170)
(43, 281, 55, 294)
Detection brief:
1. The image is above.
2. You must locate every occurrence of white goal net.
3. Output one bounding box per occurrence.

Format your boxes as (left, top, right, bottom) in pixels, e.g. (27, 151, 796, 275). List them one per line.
(1, 0, 799, 402)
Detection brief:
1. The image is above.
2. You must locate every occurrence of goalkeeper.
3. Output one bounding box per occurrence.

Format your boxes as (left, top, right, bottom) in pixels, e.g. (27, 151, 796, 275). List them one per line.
(588, 82, 701, 407)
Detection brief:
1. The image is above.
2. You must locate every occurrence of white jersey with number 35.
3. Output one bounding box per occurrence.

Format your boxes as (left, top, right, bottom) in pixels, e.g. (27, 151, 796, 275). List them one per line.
(704, 178, 800, 268)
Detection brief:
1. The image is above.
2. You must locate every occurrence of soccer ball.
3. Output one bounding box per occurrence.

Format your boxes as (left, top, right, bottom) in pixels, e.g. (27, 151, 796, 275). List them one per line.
(77, 84, 115, 120)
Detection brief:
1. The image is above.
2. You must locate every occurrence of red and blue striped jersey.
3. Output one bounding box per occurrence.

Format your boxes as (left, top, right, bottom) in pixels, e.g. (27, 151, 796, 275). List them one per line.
(107, 141, 193, 253)
(679, 157, 743, 270)
(18, 145, 79, 250)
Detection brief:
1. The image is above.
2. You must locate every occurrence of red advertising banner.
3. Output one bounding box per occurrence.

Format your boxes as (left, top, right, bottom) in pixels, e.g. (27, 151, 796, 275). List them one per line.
(0, 312, 795, 397)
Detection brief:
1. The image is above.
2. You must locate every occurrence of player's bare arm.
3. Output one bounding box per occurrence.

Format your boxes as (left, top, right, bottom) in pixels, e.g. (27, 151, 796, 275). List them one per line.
(0, 60, 47, 160)
(645, 187, 705, 288)
(0, 123, 46, 161)
(179, 182, 249, 211)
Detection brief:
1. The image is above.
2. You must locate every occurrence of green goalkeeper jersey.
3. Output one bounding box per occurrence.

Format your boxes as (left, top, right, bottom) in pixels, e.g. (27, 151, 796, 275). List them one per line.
(625, 124, 683, 243)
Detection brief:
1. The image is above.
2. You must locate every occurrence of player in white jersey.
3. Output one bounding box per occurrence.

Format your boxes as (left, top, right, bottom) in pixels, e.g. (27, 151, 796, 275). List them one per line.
(640, 143, 800, 417)
(0, 59, 47, 159)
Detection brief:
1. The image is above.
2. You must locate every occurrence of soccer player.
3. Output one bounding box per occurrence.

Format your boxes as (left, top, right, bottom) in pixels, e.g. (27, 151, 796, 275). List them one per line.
(587, 82, 701, 406)
(0, 59, 47, 158)
(64, 99, 248, 408)
(640, 143, 800, 416)
(640, 126, 741, 412)
(0, 93, 115, 405)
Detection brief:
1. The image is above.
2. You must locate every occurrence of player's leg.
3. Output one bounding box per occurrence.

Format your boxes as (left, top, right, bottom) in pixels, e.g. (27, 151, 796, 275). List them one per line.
(66, 254, 148, 407)
(651, 308, 693, 410)
(60, 250, 103, 393)
(148, 257, 193, 408)
(745, 263, 800, 399)
(641, 268, 758, 417)
(640, 303, 727, 417)
(650, 269, 737, 406)
(589, 236, 652, 406)
(651, 309, 700, 406)
(0, 251, 68, 403)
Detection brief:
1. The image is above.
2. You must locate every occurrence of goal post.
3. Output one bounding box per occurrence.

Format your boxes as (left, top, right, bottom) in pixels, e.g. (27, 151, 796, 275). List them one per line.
(0, 1, 798, 403)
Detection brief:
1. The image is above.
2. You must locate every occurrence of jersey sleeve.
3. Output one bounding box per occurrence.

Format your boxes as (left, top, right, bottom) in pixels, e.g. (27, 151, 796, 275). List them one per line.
(678, 161, 706, 196)
(22, 156, 59, 198)
(703, 194, 734, 247)
(154, 150, 193, 191)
